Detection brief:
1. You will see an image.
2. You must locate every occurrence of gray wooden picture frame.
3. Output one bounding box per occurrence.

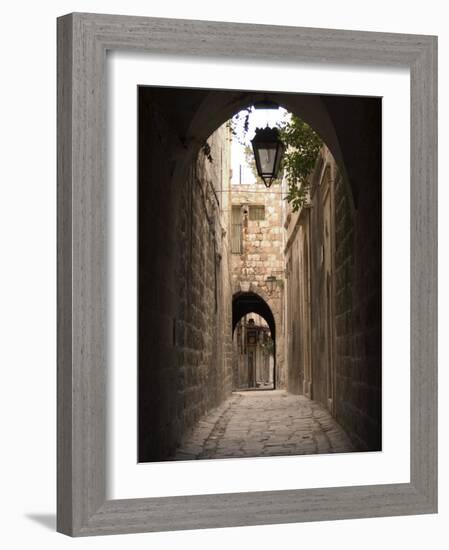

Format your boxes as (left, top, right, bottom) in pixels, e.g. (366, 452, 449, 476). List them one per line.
(57, 12, 438, 537)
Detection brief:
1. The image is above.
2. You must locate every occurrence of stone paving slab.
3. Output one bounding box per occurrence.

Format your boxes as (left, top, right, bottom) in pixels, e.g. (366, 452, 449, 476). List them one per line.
(172, 390, 355, 460)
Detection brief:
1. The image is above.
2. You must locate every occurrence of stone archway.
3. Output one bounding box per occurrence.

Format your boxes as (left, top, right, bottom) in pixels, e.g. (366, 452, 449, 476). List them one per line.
(185, 90, 349, 190)
(232, 290, 277, 389)
(138, 85, 382, 459)
(232, 290, 276, 338)
(169, 89, 353, 220)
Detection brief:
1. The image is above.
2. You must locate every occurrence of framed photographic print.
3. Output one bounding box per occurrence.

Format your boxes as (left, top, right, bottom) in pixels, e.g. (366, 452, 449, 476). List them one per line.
(57, 12, 437, 536)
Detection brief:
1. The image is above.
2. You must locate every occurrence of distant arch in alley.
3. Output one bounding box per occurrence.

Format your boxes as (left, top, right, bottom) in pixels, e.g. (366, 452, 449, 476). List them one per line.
(232, 291, 277, 389)
(232, 291, 276, 341)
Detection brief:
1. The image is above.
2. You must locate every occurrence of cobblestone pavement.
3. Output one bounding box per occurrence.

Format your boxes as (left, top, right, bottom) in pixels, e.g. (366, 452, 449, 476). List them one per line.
(172, 390, 354, 460)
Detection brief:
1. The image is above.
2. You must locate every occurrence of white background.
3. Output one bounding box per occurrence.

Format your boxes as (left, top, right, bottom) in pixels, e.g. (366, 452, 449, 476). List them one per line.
(0, 1, 445, 548)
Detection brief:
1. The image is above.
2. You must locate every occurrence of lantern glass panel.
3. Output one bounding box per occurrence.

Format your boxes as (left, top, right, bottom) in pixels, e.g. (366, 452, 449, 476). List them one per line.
(274, 143, 285, 175)
(258, 145, 277, 176)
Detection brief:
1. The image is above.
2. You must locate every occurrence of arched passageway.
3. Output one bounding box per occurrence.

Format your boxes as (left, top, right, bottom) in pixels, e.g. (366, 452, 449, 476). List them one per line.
(232, 292, 277, 391)
(232, 291, 275, 339)
(138, 85, 382, 462)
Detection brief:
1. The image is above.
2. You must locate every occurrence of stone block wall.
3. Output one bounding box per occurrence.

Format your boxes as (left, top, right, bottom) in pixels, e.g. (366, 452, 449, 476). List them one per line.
(138, 85, 233, 461)
(333, 159, 382, 451)
(284, 143, 381, 451)
(175, 127, 234, 430)
(284, 217, 311, 397)
(231, 183, 285, 388)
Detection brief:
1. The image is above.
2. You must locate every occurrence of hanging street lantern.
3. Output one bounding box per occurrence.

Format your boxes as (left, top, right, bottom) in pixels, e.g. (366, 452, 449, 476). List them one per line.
(251, 126, 285, 188)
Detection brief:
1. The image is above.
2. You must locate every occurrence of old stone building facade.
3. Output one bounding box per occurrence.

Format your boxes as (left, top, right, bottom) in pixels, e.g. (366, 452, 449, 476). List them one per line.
(174, 124, 234, 434)
(231, 182, 285, 388)
(284, 144, 381, 451)
(138, 86, 234, 461)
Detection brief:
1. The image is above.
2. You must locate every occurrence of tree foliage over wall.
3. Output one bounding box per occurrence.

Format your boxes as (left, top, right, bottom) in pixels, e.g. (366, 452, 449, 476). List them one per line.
(230, 108, 323, 211)
(278, 115, 323, 211)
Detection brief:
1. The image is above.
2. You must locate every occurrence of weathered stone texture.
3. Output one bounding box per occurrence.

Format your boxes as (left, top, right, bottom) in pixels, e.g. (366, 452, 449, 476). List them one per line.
(138, 84, 233, 461)
(231, 183, 285, 388)
(333, 169, 382, 450)
(284, 139, 381, 451)
(176, 127, 234, 436)
(172, 390, 354, 460)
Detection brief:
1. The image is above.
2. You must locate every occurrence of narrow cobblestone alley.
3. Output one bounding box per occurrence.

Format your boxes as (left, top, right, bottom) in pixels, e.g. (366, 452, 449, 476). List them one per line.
(172, 391, 354, 460)
(137, 87, 382, 463)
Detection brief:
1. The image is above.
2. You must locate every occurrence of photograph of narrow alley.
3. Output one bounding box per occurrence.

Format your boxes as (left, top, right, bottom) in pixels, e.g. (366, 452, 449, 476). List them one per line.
(138, 86, 381, 462)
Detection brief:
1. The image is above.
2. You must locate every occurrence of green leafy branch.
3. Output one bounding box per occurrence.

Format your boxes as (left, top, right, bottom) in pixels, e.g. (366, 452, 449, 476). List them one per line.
(229, 108, 323, 211)
(277, 115, 323, 211)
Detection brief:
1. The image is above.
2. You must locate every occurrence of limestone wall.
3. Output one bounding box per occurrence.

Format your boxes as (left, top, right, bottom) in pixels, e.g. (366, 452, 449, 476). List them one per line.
(284, 145, 381, 451)
(138, 87, 234, 461)
(231, 183, 285, 388)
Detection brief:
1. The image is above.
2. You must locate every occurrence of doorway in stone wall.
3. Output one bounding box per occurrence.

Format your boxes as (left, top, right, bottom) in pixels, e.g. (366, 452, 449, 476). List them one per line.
(232, 291, 276, 391)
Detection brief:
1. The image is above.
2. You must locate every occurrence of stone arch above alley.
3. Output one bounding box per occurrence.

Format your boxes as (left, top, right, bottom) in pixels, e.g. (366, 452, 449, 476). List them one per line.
(145, 86, 381, 212)
(232, 290, 276, 339)
(138, 85, 382, 462)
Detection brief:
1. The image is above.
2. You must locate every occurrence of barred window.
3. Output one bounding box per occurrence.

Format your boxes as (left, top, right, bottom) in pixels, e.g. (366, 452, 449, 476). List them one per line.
(249, 205, 265, 221)
(231, 206, 242, 254)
